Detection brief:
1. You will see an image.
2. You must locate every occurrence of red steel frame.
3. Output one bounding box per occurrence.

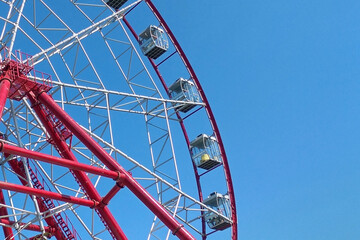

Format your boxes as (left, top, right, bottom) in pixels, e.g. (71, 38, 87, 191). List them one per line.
(2, 154, 71, 239)
(0, 53, 195, 239)
(29, 89, 128, 240)
(35, 92, 194, 240)
(0, 2, 237, 239)
(0, 143, 121, 180)
(0, 181, 97, 208)
(123, 1, 238, 239)
(0, 78, 11, 121)
(0, 190, 13, 238)
(0, 219, 55, 234)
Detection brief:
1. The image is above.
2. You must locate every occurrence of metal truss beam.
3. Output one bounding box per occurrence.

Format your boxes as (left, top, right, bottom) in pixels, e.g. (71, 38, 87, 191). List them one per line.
(0, 142, 121, 180)
(0, 78, 11, 120)
(28, 93, 127, 240)
(0, 181, 97, 207)
(0, 219, 54, 234)
(29, 0, 142, 66)
(36, 90, 196, 240)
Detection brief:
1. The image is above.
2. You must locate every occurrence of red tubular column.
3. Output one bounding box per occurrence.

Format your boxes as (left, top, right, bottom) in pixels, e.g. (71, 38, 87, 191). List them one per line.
(0, 190, 14, 239)
(0, 77, 11, 120)
(100, 183, 124, 207)
(37, 92, 195, 240)
(5, 156, 65, 240)
(28, 94, 128, 240)
(0, 219, 54, 233)
(0, 143, 120, 180)
(0, 136, 13, 239)
(0, 181, 97, 207)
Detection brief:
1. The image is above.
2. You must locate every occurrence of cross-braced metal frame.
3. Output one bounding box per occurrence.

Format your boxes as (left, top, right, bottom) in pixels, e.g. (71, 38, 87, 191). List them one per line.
(0, 0, 237, 239)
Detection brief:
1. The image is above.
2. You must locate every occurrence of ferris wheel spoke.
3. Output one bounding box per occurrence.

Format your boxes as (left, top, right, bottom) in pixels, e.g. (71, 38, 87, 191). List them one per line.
(70, 0, 166, 108)
(149, 194, 231, 239)
(30, 0, 141, 66)
(4, 103, 51, 235)
(0, 169, 50, 238)
(1, 121, 123, 238)
(71, 0, 140, 22)
(2, 102, 48, 151)
(0, 2, 12, 41)
(28, 160, 105, 239)
(4, 0, 26, 56)
(49, 82, 203, 120)
(0, 0, 18, 49)
(81, 127, 229, 221)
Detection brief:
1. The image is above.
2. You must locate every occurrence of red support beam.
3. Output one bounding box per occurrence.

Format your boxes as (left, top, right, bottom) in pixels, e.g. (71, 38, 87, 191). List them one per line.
(0, 143, 128, 215)
(0, 181, 97, 207)
(28, 93, 128, 240)
(0, 219, 55, 233)
(0, 77, 11, 120)
(100, 182, 124, 207)
(5, 156, 66, 240)
(0, 91, 66, 239)
(0, 190, 14, 239)
(36, 91, 195, 240)
(0, 142, 122, 180)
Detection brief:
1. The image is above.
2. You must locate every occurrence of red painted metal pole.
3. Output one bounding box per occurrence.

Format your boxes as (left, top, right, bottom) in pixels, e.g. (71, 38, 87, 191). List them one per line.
(36, 91, 195, 240)
(0, 77, 11, 120)
(0, 142, 121, 180)
(0, 73, 67, 239)
(5, 155, 66, 240)
(100, 182, 124, 207)
(0, 190, 14, 239)
(0, 181, 97, 207)
(0, 219, 55, 233)
(0, 136, 13, 238)
(28, 93, 128, 240)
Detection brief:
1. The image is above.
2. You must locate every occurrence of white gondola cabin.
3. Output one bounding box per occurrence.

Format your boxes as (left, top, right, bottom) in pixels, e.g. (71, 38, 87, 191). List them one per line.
(190, 134, 222, 170)
(139, 25, 169, 59)
(203, 192, 232, 230)
(168, 78, 201, 113)
(106, 0, 127, 10)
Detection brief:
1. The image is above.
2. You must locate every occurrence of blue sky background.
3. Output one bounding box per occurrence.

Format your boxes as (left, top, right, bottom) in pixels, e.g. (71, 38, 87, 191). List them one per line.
(157, 0, 360, 239)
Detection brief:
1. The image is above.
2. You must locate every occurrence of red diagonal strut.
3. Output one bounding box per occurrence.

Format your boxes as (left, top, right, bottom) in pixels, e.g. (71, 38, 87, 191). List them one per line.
(5, 155, 69, 240)
(0, 142, 121, 180)
(0, 77, 11, 120)
(1, 48, 194, 239)
(28, 93, 128, 240)
(0, 190, 14, 239)
(0, 181, 97, 207)
(0, 219, 55, 233)
(35, 91, 195, 240)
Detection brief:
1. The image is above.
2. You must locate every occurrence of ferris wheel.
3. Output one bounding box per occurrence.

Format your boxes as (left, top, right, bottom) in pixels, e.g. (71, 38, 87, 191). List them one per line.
(0, 1, 237, 239)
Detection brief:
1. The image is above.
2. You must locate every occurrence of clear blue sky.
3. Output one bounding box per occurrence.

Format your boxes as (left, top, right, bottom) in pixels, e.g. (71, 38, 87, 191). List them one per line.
(157, 0, 360, 239)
